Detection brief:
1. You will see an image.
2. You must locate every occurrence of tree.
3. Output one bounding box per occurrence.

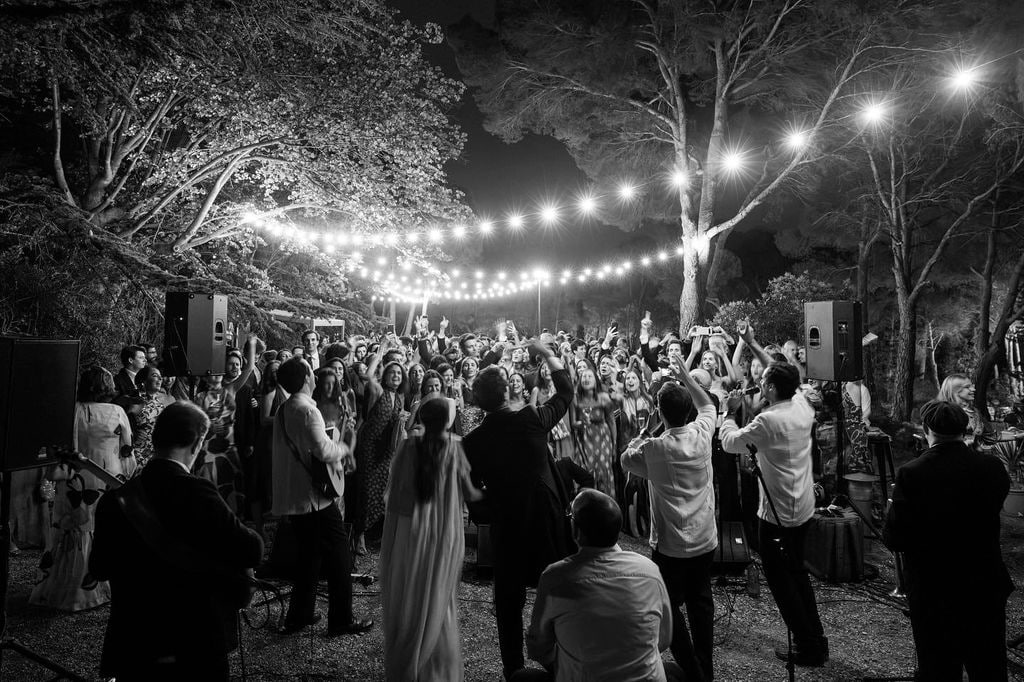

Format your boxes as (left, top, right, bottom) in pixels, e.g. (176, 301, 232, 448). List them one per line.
(0, 0, 470, 329)
(452, 0, 900, 334)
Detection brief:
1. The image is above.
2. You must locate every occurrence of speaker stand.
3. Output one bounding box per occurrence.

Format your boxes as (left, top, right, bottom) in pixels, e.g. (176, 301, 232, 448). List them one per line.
(0, 471, 89, 681)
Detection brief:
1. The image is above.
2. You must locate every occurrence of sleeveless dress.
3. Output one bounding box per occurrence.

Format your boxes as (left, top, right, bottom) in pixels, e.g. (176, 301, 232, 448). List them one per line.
(380, 435, 469, 681)
(194, 388, 246, 517)
(842, 387, 871, 474)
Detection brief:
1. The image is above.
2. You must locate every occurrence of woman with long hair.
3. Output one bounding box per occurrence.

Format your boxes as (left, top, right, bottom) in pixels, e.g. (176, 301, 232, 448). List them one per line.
(251, 360, 285, 538)
(936, 374, 1001, 453)
(405, 363, 426, 411)
(194, 369, 245, 516)
(531, 362, 575, 461)
(380, 397, 482, 681)
(456, 356, 484, 435)
(507, 372, 528, 411)
(354, 339, 408, 554)
(571, 366, 618, 498)
(407, 370, 445, 433)
(31, 367, 133, 611)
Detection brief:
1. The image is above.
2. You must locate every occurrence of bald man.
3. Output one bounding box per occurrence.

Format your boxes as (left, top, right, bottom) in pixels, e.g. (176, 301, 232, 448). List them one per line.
(521, 490, 678, 682)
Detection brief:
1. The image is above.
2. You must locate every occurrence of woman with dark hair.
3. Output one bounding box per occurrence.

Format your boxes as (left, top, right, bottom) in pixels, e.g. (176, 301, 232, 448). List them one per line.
(571, 366, 617, 498)
(30, 367, 134, 611)
(353, 339, 408, 554)
(530, 362, 574, 461)
(405, 363, 426, 412)
(194, 371, 244, 516)
(380, 397, 482, 681)
(131, 366, 174, 471)
(407, 370, 445, 433)
(313, 367, 348, 432)
(456, 357, 484, 435)
(507, 372, 528, 411)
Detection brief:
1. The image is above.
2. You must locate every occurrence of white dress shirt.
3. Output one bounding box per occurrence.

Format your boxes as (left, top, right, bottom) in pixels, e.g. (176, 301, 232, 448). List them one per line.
(271, 392, 346, 516)
(526, 545, 672, 682)
(620, 404, 718, 558)
(719, 392, 815, 527)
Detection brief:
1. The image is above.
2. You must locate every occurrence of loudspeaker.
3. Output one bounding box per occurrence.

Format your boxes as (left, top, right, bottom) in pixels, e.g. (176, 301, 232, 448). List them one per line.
(0, 338, 80, 471)
(163, 293, 227, 377)
(804, 300, 863, 381)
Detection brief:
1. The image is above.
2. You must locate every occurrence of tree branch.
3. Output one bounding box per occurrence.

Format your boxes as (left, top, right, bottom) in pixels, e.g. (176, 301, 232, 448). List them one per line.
(51, 78, 77, 207)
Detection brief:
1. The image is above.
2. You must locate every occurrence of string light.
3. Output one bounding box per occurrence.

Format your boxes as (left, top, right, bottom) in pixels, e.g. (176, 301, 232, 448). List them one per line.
(950, 67, 978, 91)
(861, 101, 886, 125)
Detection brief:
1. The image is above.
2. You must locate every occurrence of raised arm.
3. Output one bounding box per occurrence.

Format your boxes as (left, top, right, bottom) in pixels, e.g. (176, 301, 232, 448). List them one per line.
(683, 334, 703, 371)
(737, 321, 772, 369)
(530, 341, 573, 431)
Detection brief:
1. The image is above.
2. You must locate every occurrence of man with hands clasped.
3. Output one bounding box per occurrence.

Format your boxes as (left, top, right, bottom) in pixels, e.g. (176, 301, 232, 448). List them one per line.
(719, 322, 827, 668)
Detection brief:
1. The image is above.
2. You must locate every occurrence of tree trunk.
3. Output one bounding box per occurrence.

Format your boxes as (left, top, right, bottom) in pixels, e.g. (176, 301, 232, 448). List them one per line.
(678, 236, 708, 335)
(891, 294, 917, 421)
(976, 213, 998, 360)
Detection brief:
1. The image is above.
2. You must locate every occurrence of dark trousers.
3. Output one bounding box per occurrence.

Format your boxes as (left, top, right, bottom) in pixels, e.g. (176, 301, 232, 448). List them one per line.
(758, 518, 825, 651)
(287, 504, 353, 629)
(652, 549, 715, 682)
(115, 654, 229, 681)
(909, 591, 1008, 681)
(493, 562, 529, 676)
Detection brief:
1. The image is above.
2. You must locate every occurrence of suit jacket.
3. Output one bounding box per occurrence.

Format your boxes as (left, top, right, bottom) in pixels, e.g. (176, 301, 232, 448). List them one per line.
(883, 440, 1013, 601)
(113, 367, 139, 398)
(464, 367, 575, 586)
(90, 459, 263, 675)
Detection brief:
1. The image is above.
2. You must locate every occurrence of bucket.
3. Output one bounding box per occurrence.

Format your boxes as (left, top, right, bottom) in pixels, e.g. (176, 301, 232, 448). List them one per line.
(1003, 489, 1024, 516)
(844, 472, 878, 528)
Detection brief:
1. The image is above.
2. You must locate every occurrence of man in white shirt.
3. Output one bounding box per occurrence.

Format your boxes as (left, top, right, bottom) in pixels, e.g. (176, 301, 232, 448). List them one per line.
(719, 324, 827, 667)
(521, 489, 678, 682)
(300, 330, 320, 370)
(271, 357, 371, 636)
(621, 368, 718, 682)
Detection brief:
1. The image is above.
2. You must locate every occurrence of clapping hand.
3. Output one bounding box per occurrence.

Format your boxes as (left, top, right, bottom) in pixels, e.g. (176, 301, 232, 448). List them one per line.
(737, 320, 754, 345)
(725, 389, 744, 414)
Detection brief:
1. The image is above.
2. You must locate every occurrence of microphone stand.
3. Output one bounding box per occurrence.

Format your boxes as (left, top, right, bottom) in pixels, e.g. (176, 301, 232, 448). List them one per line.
(746, 443, 796, 682)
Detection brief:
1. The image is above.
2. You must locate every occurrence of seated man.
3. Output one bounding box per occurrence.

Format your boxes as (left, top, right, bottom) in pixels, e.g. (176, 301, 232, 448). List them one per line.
(519, 489, 679, 682)
(91, 402, 264, 681)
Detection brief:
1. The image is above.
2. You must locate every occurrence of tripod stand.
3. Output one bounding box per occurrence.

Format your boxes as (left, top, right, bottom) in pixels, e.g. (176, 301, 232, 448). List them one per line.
(746, 444, 796, 682)
(0, 469, 89, 681)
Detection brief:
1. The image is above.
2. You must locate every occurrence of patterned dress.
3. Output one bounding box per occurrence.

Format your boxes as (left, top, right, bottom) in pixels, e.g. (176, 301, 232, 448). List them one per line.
(354, 388, 404, 536)
(842, 387, 871, 474)
(132, 392, 171, 471)
(194, 388, 246, 517)
(574, 397, 617, 498)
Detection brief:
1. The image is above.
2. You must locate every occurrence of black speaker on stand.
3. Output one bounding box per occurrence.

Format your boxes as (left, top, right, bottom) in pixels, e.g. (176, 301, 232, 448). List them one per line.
(0, 337, 88, 681)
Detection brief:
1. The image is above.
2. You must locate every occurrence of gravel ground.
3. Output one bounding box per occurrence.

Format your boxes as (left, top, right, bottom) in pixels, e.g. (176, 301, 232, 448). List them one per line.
(4, 516, 1024, 681)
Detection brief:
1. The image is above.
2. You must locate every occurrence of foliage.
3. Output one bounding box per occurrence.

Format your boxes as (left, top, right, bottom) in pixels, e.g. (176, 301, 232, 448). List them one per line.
(712, 272, 849, 345)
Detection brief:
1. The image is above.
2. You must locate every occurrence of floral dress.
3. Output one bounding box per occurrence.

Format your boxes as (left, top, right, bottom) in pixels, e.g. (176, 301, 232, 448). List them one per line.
(354, 388, 404, 536)
(842, 388, 871, 474)
(194, 388, 245, 517)
(132, 392, 171, 471)
(574, 397, 617, 498)
(536, 385, 574, 460)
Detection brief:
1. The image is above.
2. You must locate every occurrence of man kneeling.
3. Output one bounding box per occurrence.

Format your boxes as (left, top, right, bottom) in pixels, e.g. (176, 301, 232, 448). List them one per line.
(519, 489, 681, 681)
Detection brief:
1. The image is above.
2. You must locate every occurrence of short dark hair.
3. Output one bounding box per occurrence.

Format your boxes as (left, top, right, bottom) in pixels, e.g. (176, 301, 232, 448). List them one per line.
(301, 329, 319, 343)
(78, 366, 116, 403)
(120, 344, 145, 367)
(459, 334, 477, 352)
(572, 489, 622, 548)
(473, 366, 508, 412)
(278, 357, 311, 393)
(322, 342, 350, 362)
(152, 401, 210, 454)
(134, 365, 161, 388)
(658, 382, 694, 427)
(763, 361, 800, 399)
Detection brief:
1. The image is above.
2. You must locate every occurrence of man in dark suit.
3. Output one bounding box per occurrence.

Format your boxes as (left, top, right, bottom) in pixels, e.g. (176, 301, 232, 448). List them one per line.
(91, 401, 264, 681)
(884, 400, 1014, 681)
(113, 344, 147, 398)
(464, 340, 576, 681)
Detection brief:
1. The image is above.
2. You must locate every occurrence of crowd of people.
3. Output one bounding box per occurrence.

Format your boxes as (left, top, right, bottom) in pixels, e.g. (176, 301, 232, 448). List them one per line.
(10, 310, 1021, 681)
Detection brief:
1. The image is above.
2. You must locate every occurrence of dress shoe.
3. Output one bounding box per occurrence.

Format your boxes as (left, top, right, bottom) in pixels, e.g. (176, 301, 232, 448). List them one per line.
(775, 644, 828, 667)
(280, 613, 322, 634)
(326, 617, 373, 636)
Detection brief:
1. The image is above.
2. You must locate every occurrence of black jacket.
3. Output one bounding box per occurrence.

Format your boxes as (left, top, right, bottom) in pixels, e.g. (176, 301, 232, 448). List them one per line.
(113, 368, 139, 398)
(464, 368, 576, 586)
(883, 440, 1013, 600)
(90, 458, 263, 675)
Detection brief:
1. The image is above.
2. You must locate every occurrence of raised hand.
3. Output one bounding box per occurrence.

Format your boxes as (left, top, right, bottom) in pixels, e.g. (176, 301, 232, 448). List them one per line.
(737, 319, 754, 345)
(439, 316, 449, 333)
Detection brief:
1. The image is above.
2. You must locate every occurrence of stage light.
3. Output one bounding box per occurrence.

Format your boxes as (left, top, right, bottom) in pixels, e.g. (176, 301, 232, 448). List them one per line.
(540, 205, 559, 224)
(785, 130, 808, 149)
(508, 214, 524, 229)
(950, 67, 978, 91)
(618, 183, 637, 200)
(861, 102, 886, 124)
(578, 195, 598, 214)
(428, 228, 443, 243)
(453, 224, 467, 239)
(722, 150, 744, 173)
